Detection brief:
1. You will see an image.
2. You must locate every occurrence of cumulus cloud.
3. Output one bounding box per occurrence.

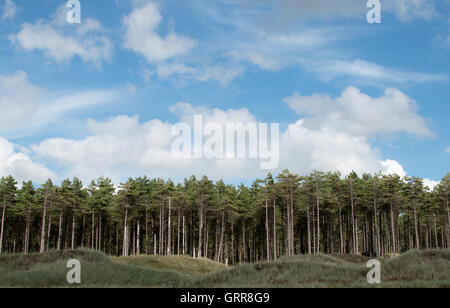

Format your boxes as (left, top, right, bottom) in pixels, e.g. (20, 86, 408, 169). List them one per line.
(0, 71, 120, 137)
(10, 5, 113, 65)
(381, 160, 407, 178)
(31, 94, 418, 183)
(280, 119, 396, 176)
(123, 1, 196, 63)
(285, 86, 434, 138)
(423, 178, 440, 190)
(31, 105, 262, 183)
(0, 137, 54, 184)
(123, 1, 246, 85)
(1, 0, 17, 20)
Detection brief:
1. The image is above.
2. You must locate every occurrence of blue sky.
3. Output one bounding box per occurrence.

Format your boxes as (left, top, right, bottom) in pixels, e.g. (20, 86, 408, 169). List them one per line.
(0, 0, 449, 187)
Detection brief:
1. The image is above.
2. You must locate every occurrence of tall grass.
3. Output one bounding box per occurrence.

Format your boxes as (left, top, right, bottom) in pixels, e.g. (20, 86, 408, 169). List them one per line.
(0, 249, 449, 288)
(0, 250, 191, 288)
(112, 255, 227, 276)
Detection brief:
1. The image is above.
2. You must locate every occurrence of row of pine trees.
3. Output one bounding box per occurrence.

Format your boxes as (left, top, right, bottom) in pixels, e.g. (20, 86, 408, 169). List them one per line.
(0, 171, 449, 264)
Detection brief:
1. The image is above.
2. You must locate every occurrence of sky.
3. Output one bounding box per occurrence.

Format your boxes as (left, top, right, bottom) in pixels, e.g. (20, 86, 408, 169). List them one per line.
(0, 0, 449, 188)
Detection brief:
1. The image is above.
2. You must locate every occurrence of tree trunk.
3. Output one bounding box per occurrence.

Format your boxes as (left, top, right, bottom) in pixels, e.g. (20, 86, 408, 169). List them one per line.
(433, 214, 439, 249)
(57, 211, 63, 251)
(24, 211, 31, 255)
(414, 206, 420, 250)
(355, 215, 359, 255)
(145, 207, 148, 255)
(167, 197, 171, 256)
(273, 200, 277, 260)
(177, 208, 181, 255)
(306, 201, 311, 254)
(159, 205, 162, 255)
(198, 194, 204, 258)
(137, 220, 141, 255)
(265, 190, 270, 261)
(447, 197, 449, 248)
(390, 200, 396, 254)
(316, 182, 320, 254)
(122, 209, 128, 256)
(47, 214, 52, 251)
(71, 212, 76, 250)
(350, 182, 356, 255)
(373, 183, 380, 257)
(91, 213, 94, 250)
(290, 185, 294, 255)
(99, 213, 102, 251)
(339, 209, 344, 254)
(39, 194, 48, 253)
(217, 211, 225, 262)
(182, 215, 186, 255)
(81, 215, 85, 248)
(0, 200, 6, 254)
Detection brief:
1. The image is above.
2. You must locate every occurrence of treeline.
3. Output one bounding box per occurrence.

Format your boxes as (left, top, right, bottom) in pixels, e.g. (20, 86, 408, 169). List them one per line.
(0, 171, 449, 264)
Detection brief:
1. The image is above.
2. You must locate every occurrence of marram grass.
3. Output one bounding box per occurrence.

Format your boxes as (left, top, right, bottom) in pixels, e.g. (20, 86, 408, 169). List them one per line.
(0, 249, 449, 288)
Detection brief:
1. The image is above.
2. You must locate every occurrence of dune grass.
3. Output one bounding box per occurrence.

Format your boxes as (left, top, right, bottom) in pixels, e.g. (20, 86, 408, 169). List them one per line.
(0, 249, 449, 288)
(0, 250, 191, 288)
(112, 254, 227, 276)
(189, 250, 450, 288)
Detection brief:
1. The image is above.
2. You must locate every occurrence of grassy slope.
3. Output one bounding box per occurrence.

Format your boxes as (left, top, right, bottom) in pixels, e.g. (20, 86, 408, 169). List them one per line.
(0, 250, 191, 288)
(191, 250, 450, 288)
(111, 255, 227, 276)
(0, 249, 449, 288)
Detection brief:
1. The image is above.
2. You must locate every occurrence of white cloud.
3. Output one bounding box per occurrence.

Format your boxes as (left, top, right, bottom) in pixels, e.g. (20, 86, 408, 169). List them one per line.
(285, 86, 434, 138)
(381, 159, 407, 178)
(0, 137, 54, 184)
(0, 71, 41, 134)
(280, 119, 397, 176)
(123, 1, 196, 63)
(1, 0, 17, 20)
(0, 71, 120, 137)
(445, 147, 450, 154)
(10, 6, 113, 65)
(32, 100, 413, 183)
(423, 178, 440, 190)
(300, 59, 446, 84)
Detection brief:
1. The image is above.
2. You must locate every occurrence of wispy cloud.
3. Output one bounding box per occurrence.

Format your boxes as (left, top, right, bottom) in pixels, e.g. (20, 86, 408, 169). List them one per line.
(0, 71, 121, 138)
(299, 58, 447, 84)
(1, 0, 17, 20)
